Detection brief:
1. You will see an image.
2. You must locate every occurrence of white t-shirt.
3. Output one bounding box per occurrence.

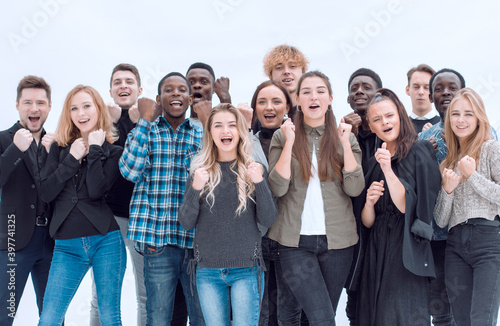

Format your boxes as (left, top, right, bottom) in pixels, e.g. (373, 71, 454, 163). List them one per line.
(300, 145, 326, 235)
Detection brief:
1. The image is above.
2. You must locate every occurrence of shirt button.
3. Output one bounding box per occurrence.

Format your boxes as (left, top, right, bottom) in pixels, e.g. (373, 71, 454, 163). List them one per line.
(72, 196, 78, 204)
(325, 208, 329, 211)
(31, 184, 36, 189)
(323, 195, 327, 198)
(424, 262, 428, 267)
(321, 183, 325, 187)
(315, 137, 318, 140)
(31, 204, 35, 209)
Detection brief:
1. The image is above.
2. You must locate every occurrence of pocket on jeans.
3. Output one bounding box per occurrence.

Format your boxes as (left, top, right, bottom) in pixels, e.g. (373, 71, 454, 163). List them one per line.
(143, 245, 165, 257)
(475, 224, 500, 235)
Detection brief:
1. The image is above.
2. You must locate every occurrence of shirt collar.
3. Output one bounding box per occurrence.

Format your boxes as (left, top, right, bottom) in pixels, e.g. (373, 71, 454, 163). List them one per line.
(409, 109, 440, 120)
(304, 122, 326, 135)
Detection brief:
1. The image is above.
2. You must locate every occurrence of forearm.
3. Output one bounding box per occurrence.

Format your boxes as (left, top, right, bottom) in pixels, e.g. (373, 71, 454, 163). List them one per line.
(361, 204, 375, 228)
(385, 169, 406, 213)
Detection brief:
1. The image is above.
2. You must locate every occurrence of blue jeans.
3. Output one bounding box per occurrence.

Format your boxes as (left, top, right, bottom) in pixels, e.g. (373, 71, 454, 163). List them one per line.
(196, 265, 264, 326)
(445, 222, 500, 326)
(279, 235, 354, 326)
(142, 244, 205, 326)
(90, 216, 147, 326)
(38, 230, 126, 326)
(0, 226, 53, 325)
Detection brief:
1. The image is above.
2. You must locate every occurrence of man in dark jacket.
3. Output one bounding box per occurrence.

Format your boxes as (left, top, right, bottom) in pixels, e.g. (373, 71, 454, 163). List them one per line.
(0, 75, 55, 325)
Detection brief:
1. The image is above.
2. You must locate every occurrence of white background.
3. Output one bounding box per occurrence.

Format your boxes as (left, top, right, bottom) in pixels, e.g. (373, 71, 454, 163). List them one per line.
(2, 0, 500, 325)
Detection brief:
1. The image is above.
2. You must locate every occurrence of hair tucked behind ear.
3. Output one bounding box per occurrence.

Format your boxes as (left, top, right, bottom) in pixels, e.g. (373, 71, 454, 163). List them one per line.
(190, 103, 255, 215)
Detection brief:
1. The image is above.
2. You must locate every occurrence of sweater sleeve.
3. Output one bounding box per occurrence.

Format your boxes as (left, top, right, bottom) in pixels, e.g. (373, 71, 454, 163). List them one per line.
(468, 141, 500, 206)
(178, 175, 201, 231)
(434, 188, 454, 229)
(254, 176, 278, 228)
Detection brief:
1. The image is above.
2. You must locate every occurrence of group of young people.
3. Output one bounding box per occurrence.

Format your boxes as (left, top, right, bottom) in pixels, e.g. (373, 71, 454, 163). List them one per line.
(1, 44, 499, 326)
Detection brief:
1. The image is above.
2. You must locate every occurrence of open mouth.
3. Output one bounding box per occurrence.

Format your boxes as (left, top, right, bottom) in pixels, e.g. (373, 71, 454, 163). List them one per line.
(456, 126, 468, 130)
(221, 136, 232, 145)
(170, 100, 183, 108)
(119, 92, 130, 97)
(264, 114, 276, 121)
(78, 119, 90, 125)
(383, 127, 393, 133)
(441, 99, 452, 106)
(29, 117, 40, 123)
(309, 104, 320, 110)
(282, 78, 293, 84)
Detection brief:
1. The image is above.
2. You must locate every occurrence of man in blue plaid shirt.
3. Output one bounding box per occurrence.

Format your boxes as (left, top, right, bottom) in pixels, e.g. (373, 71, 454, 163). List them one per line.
(119, 72, 205, 326)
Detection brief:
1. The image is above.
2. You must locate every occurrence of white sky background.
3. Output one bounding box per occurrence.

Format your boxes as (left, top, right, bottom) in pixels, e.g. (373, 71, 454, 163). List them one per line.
(2, 0, 500, 325)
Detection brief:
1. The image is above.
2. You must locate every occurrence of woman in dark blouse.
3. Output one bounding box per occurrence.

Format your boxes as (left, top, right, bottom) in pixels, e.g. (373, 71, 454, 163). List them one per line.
(38, 85, 125, 326)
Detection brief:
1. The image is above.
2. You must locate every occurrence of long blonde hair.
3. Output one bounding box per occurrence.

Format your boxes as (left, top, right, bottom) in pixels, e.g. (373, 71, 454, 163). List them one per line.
(441, 87, 491, 171)
(55, 85, 118, 146)
(190, 103, 255, 215)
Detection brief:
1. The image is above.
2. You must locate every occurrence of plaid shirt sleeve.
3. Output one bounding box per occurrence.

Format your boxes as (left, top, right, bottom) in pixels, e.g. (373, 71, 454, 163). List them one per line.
(119, 118, 150, 183)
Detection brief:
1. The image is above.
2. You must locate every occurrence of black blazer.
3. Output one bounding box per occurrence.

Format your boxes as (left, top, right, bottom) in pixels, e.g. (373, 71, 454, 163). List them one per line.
(41, 141, 122, 238)
(0, 123, 51, 250)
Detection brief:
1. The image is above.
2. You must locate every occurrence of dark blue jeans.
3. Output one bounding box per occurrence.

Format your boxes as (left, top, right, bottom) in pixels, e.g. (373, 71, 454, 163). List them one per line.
(142, 244, 205, 326)
(260, 236, 302, 326)
(430, 240, 456, 326)
(445, 222, 500, 326)
(278, 235, 354, 326)
(0, 226, 53, 325)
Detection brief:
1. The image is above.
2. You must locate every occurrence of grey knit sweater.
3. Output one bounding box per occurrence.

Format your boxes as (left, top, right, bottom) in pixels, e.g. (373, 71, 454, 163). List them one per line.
(179, 161, 277, 269)
(434, 140, 500, 230)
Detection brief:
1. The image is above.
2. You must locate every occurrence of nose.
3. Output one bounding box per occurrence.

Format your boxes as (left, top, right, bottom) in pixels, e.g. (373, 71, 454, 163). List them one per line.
(193, 82, 201, 90)
(442, 87, 451, 96)
(355, 86, 364, 95)
(310, 91, 318, 100)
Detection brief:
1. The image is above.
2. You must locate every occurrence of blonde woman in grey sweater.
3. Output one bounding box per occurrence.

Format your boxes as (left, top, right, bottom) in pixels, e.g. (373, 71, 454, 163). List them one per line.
(434, 88, 500, 326)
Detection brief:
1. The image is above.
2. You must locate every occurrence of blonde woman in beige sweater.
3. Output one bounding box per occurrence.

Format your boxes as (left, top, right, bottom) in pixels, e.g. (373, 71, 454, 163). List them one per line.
(434, 88, 500, 326)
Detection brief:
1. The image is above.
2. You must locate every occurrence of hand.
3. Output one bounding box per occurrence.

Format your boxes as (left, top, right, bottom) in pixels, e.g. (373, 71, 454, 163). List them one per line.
(41, 132, 56, 153)
(338, 118, 352, 146)
(421, 122, 433, 132)
(428, 138, 438, 153)
(129, 103, 140, 124)
(214, 77, 231, 103)
(69, 138, 87, 161)
(88, 129, 106, 146)
(366, 180, 384, 207)
(442, 168, 461, 194)
(192, 168, 209, 191)
(280, 118, 295, 144)
(13, 128, 33, 152)
(375, 142, 392, 174)
(247, 162, 264, 183)
(343, 112, 362, 137)
(457, 155, 476, 179)
(107, 102, 121, 124)
(193, 100, 212, 128)
(137, 98, 157, 122)
(236, 102, 253, 130)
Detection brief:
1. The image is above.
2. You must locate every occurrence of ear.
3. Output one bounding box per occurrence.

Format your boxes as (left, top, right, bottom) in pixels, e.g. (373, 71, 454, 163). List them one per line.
(285, 104, 291, 113)
(405, 85, 410, 96)
(429, 93, 434, 103)
(138, 87, 143, 97)
(156, 94, 161, 107)
(189, 94, 193, 106)
(347, 95, 350, 104)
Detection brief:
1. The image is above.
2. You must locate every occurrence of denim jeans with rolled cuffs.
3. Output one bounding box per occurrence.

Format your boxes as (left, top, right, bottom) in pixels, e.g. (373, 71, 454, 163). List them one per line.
(38, 230, 126, 326)
(196, 265, 264, 326)
(141, 243, 205, 326)
(278, 235, 354, 326)
(445, 218, 500, 326)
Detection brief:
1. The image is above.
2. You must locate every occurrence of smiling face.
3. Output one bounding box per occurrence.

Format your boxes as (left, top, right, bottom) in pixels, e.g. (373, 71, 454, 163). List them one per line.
(431, 72, 461, 118)
(297, 76, 333, 127)
(110, 70, 143, 110)
(255, 85, 289, 129)
(449, 97, 478, 143)
(271, 60, 303, 96)
(70, 91, 99, 138)
(210, 111, 239, 161)
(16, 88, 51, 136)
(406, 71, 432, 116)
(368, 99, 400, 150)
(187, 68, 214, 105)
(347, 75, 378, 114)
(157, 75, 192, 126)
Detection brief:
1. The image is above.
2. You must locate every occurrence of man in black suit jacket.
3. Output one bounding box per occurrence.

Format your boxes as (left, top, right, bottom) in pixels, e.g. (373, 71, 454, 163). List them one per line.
(0, 75, 55, 325)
